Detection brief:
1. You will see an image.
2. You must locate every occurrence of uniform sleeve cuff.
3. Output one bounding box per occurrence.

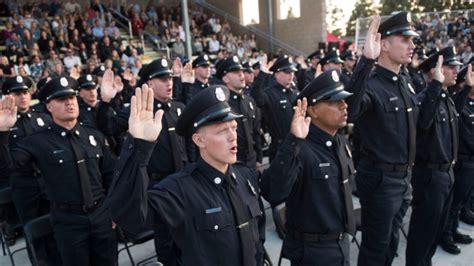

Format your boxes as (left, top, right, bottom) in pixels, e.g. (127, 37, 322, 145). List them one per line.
(125, 136, 156, 165)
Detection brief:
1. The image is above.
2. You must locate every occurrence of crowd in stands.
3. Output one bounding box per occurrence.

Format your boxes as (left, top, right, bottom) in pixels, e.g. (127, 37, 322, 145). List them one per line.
(413, 11, 474, 62)
(0, 0, 262, 89)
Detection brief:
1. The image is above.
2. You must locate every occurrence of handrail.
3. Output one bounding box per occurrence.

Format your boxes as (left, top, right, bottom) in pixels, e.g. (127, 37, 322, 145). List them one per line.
(110, 8, 170, 59)
(194, 0, 306, 56)
(109, 8, 133, 39)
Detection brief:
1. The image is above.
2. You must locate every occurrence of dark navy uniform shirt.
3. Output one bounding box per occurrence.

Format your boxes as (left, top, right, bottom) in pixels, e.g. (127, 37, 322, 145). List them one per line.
(108, 137, 262, 266)
(228, 90, 262, 165)
(0, 123, 116, 205)
(261, 127, 352, 234)
(346, 56, 434, 165)
(98, 99, 191, 176)
(252, 82, 298, 142)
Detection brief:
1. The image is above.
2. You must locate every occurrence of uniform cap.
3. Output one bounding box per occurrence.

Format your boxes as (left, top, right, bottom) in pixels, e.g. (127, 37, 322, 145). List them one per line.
(192, 54, 211, 68)
(176, 85, 242, 136)
(137, 58, 173, 86)
(378, 12, 419, 39)
(38, 76, 78, 102)
(320, 49, 344, 65)
(2, 76, 30, 94)
(77, 74, 97, 89)
(215, 56, 244, 80)
(269, 55, 297, 73)
(297, 69, 352, 105)
(418, 46, 463, 72)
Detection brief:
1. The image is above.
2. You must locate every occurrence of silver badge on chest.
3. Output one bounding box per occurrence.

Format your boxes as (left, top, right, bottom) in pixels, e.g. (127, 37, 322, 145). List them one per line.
(37, 117, 45, 127)
(89, 135, 97, 146)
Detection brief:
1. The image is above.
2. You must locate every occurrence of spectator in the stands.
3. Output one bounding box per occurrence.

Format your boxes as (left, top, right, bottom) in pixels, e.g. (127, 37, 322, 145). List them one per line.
(30, 55, 44, 79)
(207, 33, 220, 54)
(172, 36, 186, 59)
(92, 19, 105, 39)
(63, 48, 82, 72)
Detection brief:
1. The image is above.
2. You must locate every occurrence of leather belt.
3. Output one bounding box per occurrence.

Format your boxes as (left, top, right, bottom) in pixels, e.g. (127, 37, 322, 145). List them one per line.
(287, 229, 345, 242)
(51, 198, 103, 213)
(416, 162, 454, 171)
(365, 161, 411, 172)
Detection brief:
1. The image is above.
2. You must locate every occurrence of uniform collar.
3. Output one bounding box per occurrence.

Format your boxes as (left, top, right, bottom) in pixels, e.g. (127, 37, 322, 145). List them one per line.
(51, 122, 82, 137)
(17, 109, 32, 119)
(195, 79, 209, 88)
(307, 123, 338, 150)
(374, 65, 401, 83)
(229, 89, 244, 100)
(274, 83, 292, 93)
(196, 157, 235, 187)
(154, 99, 172, 111)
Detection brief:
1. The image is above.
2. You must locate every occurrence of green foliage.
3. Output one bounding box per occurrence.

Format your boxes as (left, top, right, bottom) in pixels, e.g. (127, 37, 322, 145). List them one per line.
(345, 0, 378, 37)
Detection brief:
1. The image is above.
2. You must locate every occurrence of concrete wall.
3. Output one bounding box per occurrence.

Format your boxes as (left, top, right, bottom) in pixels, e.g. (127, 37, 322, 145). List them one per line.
(199, 0, 326, 55)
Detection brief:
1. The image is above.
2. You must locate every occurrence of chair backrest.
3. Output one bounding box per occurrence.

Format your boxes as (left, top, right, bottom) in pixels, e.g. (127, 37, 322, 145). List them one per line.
(272, 203, 287, 240)
(23, 214, 53, 245)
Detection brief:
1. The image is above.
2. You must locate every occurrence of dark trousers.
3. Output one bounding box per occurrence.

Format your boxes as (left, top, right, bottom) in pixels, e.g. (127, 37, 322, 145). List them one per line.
(356, 166, 411, 266)
(284, 234, 350, 266)
(50, 203, 117, 266)
(406, 167, 454, 266)
(444, 161, 474, 237)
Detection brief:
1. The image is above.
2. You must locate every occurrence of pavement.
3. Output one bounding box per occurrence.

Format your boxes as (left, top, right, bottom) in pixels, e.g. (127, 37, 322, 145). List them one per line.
(1, 194, 474, 266)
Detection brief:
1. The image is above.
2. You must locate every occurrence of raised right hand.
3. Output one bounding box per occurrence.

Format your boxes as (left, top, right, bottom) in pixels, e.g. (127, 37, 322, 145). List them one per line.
(181, 62, 195, 83)
(363, 15, 381, 60)
(0, 96, 18, 131)
(100, 69, 118, 103)
(290, 98, 311, 139)
(128, 85, 164, 142)
(433, 55, 445, 84)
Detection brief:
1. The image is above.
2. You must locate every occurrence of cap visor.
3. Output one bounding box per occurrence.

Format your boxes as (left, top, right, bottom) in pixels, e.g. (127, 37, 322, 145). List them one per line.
(80, 82, 97, 88)
(48, 89, 77, 101)
(400, 30, 419, 37)
(327, 90, 353, 102)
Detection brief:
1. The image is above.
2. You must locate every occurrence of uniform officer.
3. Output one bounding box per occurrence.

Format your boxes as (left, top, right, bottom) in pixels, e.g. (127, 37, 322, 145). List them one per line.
(0, 76, 118, 266)
(251, 55, 299, 161)
(303, 49, 325, 88)
(108, 84, 308, 265)
(439, 64, 474, 255)
(99, 58, 191, 265)
(406, 46, 464, 265)
(345, 14, 429, 266)
(77, 74, 100, 128)
(320, 49, 344, 72)
(181, 53, 215, 104)
(242, 61, 255, 96)
(1, 76, 52, 252)
(216, 56, 262, 172)
(408, 48, 428, 93)
(261, 69, 356, 265)
(340, 50, 357, 85)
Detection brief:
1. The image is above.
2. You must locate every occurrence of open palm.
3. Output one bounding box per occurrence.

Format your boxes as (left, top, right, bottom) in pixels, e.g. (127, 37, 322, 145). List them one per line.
(0, 96, 18, 131)
(128, 85, 164, 142)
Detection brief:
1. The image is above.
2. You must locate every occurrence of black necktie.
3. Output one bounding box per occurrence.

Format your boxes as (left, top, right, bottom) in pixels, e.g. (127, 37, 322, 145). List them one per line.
(19, 113, 33, 136)
(398, 79, 416, 165)
(446, 96, 459, 162)
(68, 131, 94, 207)
(163, 104, 184, 171)
(224, 172, 256, 266)
(335, 136, 356, 235)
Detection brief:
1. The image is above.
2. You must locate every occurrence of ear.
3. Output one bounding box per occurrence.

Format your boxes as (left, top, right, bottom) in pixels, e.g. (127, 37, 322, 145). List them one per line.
(306, 104, 318, 119)
(192, 132, 206, 149)
(380, 38, 390, 52)
(46, 102, 52, 112)
(222, 74, 229, 84)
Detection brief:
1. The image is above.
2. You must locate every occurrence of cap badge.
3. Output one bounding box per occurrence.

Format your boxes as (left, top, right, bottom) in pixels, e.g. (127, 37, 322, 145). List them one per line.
(161, 59, 168, 67)
(204, 54, 209, 61)
(100, 65, 105, 71)
(452, 47, 456, 55)
(89, 135, 97, 146)
(215, 87, 226, 102)
(406, 13, 411, 23)
(86, 75, 92, 81)
(331, 71, 339, 82)
(232, 56, 239, 63)
(177, 108, 181, 116)
(16, 76, 23, 83)
(60, 77, 68, 87)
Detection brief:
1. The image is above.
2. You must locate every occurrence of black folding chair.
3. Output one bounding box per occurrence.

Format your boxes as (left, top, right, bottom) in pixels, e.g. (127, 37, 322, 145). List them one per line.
(23, 214, 61, 266)
(352, 207, 362, 248)
(271, 203, 288, 266)
(117, 227, 156, 266)
(0, 187, 26, 266)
